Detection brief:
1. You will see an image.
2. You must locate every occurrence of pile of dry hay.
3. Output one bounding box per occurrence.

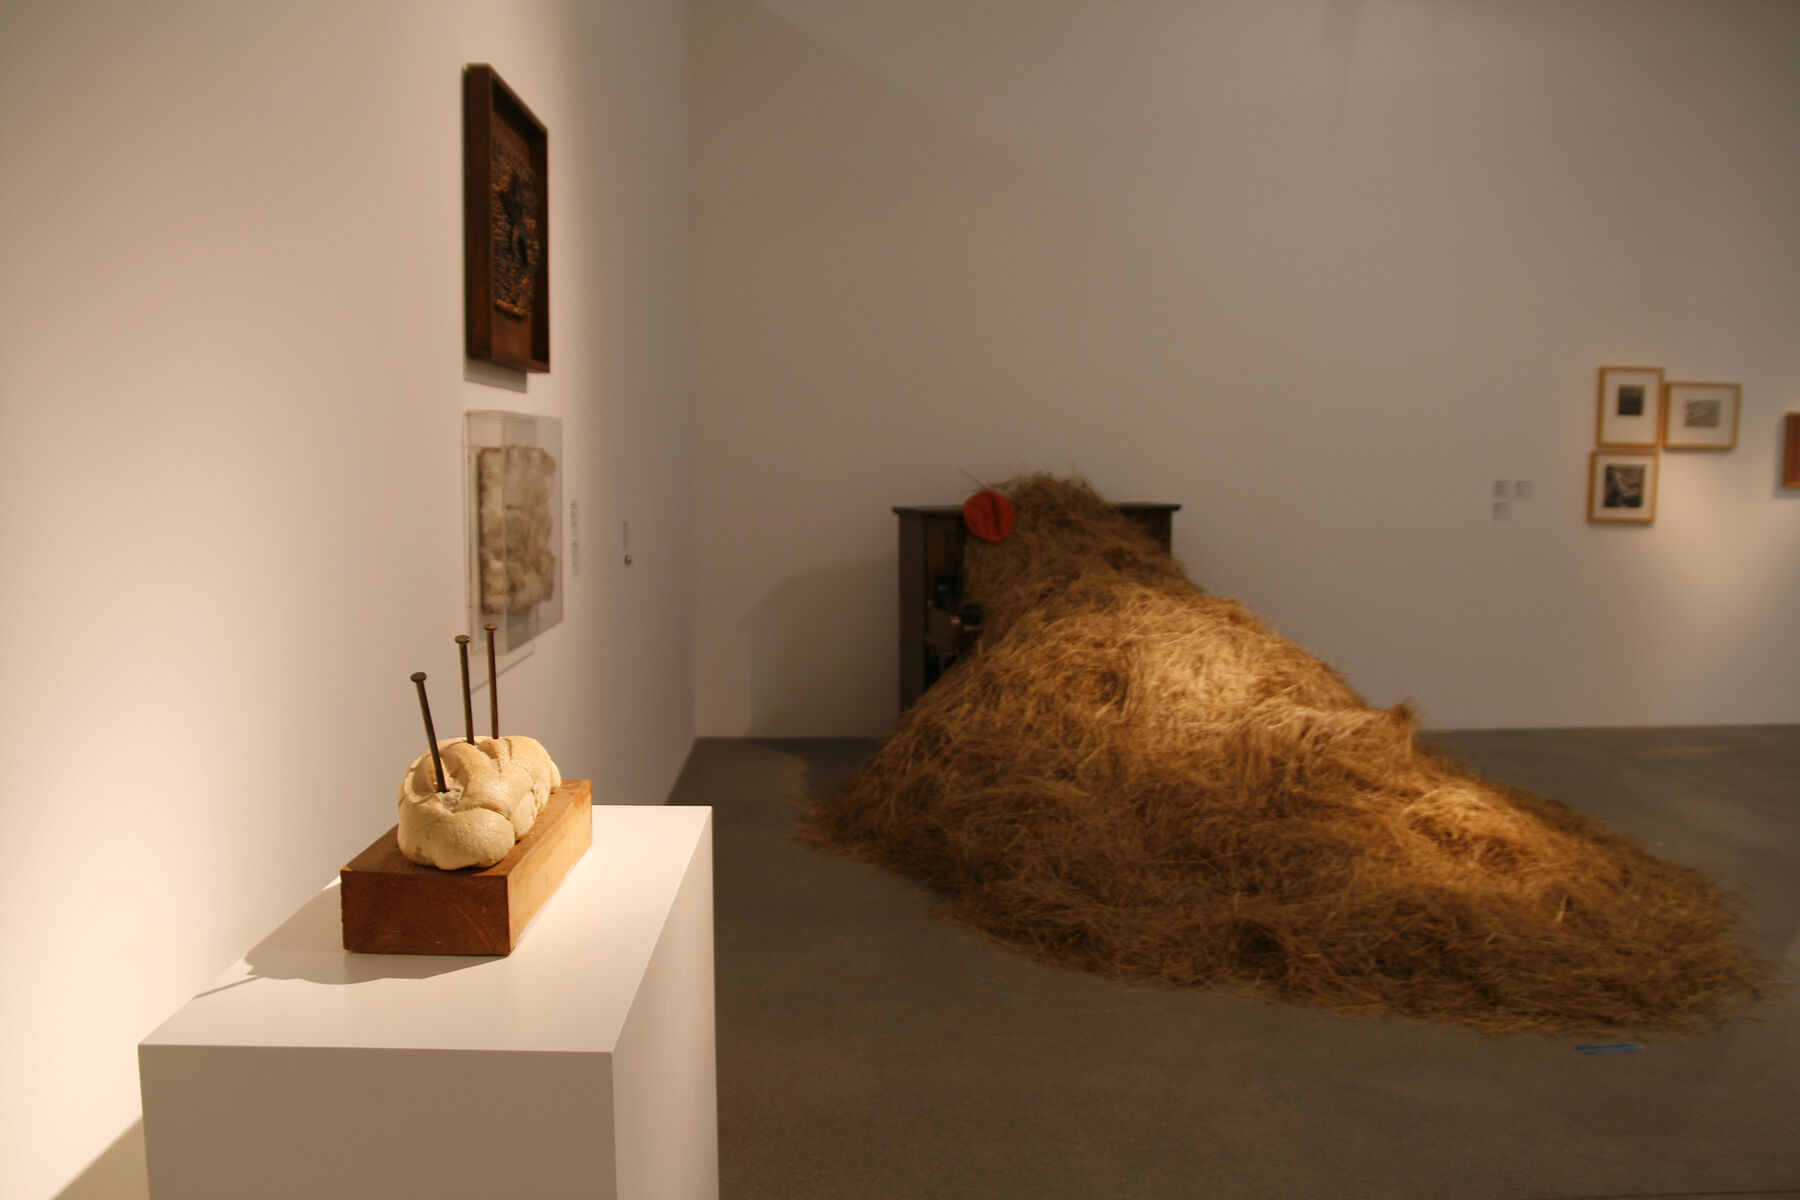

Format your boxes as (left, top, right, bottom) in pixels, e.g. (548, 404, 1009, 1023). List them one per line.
(802, 475, 1774, 1036)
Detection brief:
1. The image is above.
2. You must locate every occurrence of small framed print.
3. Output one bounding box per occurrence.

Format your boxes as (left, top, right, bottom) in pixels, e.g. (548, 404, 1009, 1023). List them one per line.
(1596, 366, 1664, 447)
(1662, 382, 1739, 450)
(1588, 450, 1659, 524)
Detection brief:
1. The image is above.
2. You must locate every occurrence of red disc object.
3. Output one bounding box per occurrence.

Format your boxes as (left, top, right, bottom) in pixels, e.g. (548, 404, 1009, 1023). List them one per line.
(962, 489, 1017, 542)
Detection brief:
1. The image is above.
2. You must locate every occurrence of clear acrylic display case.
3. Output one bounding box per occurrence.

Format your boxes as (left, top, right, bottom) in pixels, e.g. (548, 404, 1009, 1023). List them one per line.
(465, 410, 563, 657)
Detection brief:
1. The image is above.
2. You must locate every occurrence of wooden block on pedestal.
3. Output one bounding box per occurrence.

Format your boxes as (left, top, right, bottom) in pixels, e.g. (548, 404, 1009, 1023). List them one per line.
(340, 778, 592, 955)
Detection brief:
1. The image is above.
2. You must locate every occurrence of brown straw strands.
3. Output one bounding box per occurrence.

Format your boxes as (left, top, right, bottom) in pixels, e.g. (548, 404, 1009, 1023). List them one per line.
(801, 475, 1774, 1036)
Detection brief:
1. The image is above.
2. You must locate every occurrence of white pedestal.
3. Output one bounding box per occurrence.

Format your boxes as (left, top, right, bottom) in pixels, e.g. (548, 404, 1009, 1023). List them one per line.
(138, 806, 717, 1200)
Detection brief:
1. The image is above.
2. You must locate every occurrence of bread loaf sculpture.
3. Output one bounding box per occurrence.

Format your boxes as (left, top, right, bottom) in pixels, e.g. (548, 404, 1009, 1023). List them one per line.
(398, 735, 562, 870)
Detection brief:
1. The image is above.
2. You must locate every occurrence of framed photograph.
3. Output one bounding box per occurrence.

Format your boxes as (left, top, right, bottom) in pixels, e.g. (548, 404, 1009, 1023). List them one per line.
(1785, 414, 1800, 487)
(1595, 366, 1664, 447)
(1662, 382, 1739, 450)
(464, 64, 549, 373)
(1587, 450, 1659, 524)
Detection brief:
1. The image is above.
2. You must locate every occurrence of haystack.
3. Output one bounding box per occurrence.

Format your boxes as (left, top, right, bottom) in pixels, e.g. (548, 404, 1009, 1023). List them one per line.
(801, 475, 1773, 1036)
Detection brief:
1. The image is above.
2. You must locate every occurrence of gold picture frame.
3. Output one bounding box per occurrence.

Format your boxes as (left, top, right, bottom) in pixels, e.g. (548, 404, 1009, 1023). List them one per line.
(1595, 366, 1664, 448)
(1662, 382, 1740, 450)
(1587, 450, 1659, 524)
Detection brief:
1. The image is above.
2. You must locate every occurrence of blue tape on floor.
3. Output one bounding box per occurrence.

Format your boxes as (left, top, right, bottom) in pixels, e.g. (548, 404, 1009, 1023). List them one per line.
(1575, 1042, 1644, 1055)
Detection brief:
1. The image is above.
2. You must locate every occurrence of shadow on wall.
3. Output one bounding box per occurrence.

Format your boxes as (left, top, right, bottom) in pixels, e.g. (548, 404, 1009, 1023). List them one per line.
(52, 1120, 146, 1200)
(745, 558, 894, 737)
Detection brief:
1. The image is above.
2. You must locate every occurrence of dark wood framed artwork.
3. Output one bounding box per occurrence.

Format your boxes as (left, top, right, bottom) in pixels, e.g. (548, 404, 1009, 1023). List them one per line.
(464, 64, 549, 372)
(1785, 414, 1800, 487)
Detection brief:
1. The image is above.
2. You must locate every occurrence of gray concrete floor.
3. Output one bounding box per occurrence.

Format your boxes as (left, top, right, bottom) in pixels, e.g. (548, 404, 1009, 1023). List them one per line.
(670, 728, 1800, 1200)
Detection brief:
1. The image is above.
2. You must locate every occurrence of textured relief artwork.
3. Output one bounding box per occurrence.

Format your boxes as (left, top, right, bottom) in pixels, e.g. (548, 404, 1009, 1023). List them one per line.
(489, 137, 540, 322)
(477, 444, 557, 615)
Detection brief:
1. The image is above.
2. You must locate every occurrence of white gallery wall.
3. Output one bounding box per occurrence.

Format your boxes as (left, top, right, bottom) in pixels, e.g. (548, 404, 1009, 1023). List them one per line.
(691, 0, 1800, 737)
(0, 2, 694, 1197)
